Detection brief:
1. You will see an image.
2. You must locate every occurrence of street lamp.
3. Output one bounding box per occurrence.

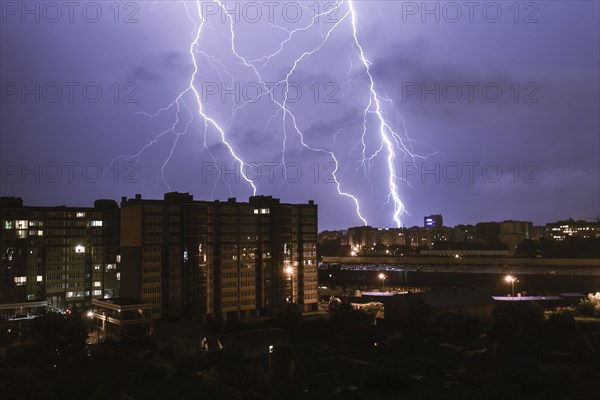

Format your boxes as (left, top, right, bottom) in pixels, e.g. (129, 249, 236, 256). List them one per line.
(504, 275, 517, 297)
(378, 273, 386, 291)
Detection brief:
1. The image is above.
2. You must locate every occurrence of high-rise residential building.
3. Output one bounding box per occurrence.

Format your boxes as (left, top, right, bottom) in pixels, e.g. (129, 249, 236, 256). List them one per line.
(453, 224, 477, 243)
(376, 228, 406, 246)
(499, 220, 533, 254)
(476, 222, 500, 244)
(530, 225, 547, 241)
(119, 193, 318, 321)
(0, 197, 120, 313)
(405, 226, 453, 249)
(546, 219, 600, 241)
(348, 226, 377, 249)
(318, 230, 348, 245)
(424, 214, 443, 228)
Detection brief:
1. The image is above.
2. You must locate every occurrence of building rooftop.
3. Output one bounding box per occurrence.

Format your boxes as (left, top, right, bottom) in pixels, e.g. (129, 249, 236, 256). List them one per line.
(492, 296, 563, 301)
(92, 298, 145, 306)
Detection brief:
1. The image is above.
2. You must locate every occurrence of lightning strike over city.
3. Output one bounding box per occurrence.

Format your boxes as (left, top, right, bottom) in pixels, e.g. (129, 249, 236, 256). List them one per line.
(114, 0, 436, 228)
(1, 1, 600, 398)
(1, 0, 597, 231)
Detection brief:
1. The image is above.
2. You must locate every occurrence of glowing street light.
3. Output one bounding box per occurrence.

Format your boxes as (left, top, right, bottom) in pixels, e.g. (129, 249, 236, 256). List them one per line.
(378, 273, 386, 291)
(504, 275, 517, 297)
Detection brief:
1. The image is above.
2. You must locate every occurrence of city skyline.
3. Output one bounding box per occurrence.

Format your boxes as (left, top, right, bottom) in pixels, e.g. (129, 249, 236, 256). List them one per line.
(1, 2, 598, 397)
(0, 193, 598, 231)
(1, 1, 598, 229)
(0, 193, 318, 320)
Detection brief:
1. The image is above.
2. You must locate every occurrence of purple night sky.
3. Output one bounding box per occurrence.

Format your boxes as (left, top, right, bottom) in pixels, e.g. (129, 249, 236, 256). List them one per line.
(1, 1, 598, 230)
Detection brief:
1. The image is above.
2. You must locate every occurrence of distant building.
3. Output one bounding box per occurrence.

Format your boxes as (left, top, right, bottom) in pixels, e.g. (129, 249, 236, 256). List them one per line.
(453, 224, 477, 243)
(499, 220, 532, 254)
(0, 197, 120, 313)
(318, 230, 347, 245)
(376, 228, 406, 246)
(424, 214, 443, 228)
(317, 230, 349, 257)
(406, 226, 453, 249)
(348, 226, 377, 249)
(475, 222, 500, 244)
(119, 193, 318, 321)
(546, 219, 600, 241)
(530, 225, 547, 241)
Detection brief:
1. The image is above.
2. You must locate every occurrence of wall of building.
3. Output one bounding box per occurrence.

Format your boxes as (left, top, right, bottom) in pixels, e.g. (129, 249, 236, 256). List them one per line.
(0, 198, 120, 311)
(119, 194, 318, 321)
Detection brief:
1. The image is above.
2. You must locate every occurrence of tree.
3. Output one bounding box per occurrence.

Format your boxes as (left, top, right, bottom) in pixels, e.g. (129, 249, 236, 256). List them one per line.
(516, 239, 538, 257)
(575, 300, 597, 317)
(574, 293, 600, 317)
(327, 296, 354, 319)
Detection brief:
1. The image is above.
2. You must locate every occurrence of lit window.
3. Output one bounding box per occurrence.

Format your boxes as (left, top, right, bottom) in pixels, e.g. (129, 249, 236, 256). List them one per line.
(3, 221, 13, 229)
(75, 245, 85, 253)
(116, 255, 121, 263)
(90, 220, 103, 227)
(93, 290, 102, 296)
(106, 264, 115, 270)
(76, 212, 86, 218)
(93, 281, 101, 287)
(260, 208, 270, 214)
(66, 291, 74, 298)
(36, 275, 43, 282)
(17, 230, 28, 239)
(15, 220, 28, 229)
(116, 272, 121, 280)
(14, 276, 27, 285)
(254, 209, 259, 214)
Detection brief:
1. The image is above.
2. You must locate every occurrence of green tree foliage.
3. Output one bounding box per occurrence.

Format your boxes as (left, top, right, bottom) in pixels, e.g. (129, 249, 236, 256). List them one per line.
(327, 296, 354, 319)
(575, 293, 600, 317)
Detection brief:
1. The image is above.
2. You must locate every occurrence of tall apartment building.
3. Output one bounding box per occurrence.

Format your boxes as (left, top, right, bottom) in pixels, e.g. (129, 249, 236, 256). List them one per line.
(499, 220, 532, 254)
(475, 222, 500, 244)
(119, 193, 318, 320)
(348, 226, 377, 249)
(424, 214, 443, 228)
(546, 219, 600, 241)
(453, 224, 478, 243)
(0, 197, 120, 312)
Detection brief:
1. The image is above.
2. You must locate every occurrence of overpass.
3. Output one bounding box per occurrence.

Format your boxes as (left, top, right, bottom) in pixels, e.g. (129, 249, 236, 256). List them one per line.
(322, 256, 600, 268)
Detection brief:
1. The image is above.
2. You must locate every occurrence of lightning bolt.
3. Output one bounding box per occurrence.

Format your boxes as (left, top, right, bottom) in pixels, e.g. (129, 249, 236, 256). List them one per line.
(117, 1, 433, 227)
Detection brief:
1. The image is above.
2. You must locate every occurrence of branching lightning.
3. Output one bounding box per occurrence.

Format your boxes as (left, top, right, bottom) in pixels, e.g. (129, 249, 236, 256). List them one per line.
(118, 0, 434, 227)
